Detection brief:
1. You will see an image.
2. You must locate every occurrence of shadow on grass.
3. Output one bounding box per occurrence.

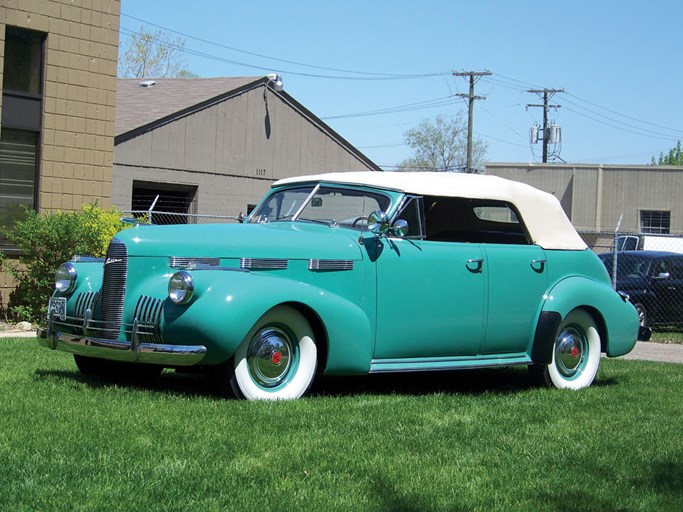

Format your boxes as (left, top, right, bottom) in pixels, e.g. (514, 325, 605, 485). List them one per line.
(34, 363, 622, 400)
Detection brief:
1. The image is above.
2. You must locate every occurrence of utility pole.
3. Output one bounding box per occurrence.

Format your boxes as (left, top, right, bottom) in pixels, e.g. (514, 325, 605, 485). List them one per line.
(527, 88, 564, 163)
(453, 70, 491, 172)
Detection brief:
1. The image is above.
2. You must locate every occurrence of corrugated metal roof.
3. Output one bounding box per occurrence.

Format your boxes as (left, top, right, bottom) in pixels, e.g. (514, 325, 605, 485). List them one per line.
(115, 77, 261, 136)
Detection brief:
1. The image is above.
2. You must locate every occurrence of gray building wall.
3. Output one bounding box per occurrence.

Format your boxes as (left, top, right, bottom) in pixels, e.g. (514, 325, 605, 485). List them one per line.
(113, 84, 378, 217)
(486, 163, 683, 238)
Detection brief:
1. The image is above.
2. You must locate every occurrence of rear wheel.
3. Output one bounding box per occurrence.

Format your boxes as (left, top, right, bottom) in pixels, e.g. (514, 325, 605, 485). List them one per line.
(531, 309, 601, 390)
(229, 305, 317, 400)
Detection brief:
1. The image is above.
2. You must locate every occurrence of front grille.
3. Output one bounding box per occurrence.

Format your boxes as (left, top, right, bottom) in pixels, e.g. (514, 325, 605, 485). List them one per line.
(133, 295, 164, 344)
(74, 291, 100, 320)
(98, 238, 128, 339)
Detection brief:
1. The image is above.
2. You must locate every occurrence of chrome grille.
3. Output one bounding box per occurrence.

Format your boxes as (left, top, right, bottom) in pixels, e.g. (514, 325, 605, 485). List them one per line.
(133, 295, 164, 344)
(308, 259, 354, 271)
(98, 238, 127, 339)
(73, 291, 100, 322)
(240, 258, 288, 270)
(170, 257, 220, 269)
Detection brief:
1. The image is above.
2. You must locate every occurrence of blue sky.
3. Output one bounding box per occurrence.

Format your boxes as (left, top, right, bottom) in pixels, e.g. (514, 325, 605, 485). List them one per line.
(119, 0, 683, 170)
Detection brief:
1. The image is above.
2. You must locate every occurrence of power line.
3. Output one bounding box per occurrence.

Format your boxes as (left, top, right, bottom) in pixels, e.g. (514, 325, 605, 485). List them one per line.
(120, 16, 451, 81)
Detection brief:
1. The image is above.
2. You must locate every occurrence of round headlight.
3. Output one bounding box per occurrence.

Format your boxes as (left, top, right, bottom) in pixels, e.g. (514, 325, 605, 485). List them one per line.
(168, 271, 194, 305)
(55, 263, 77, 293)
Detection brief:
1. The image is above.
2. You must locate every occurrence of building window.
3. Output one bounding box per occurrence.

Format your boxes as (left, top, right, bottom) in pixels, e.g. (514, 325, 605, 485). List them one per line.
(1, 26, 45, 252)
(640, 210, 670, 235)
(132, 181, 198, 225)
(3, 26, 44, 95)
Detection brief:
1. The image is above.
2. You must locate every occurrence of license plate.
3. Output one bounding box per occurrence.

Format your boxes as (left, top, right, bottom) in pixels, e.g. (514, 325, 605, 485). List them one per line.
(49, 297, 67, 321)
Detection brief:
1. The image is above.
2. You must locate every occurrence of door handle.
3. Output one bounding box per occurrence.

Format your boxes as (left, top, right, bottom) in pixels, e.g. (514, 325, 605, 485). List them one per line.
(466, 258, 484, 273)
(530, 259, 546, 273)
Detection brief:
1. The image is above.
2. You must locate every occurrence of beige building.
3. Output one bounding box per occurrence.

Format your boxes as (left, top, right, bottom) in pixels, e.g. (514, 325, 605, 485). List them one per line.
(113, 77, 381, 219)
(0, 0, 120, 252)
(486, 162, 683, 249)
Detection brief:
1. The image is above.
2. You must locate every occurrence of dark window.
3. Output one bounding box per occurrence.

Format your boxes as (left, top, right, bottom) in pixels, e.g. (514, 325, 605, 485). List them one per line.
(640, 210, 670, 235)
(424, 196, 529, 244)
(394, 196, 425, 239)
(1, 27, 45, 252)
(132, 182, 197, 225)
(3, 26, 44, 95)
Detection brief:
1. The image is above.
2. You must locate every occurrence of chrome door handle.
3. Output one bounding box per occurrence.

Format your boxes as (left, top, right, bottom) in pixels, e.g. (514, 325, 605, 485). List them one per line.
(466, 258, 484, 273)
(531, 259, 546, 273)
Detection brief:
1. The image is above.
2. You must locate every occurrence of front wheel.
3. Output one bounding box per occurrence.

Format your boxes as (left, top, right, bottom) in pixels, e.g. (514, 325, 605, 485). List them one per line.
(531, 309, 601, 390)
(633, 303, 648, 327)
(229, 306, 318, 400)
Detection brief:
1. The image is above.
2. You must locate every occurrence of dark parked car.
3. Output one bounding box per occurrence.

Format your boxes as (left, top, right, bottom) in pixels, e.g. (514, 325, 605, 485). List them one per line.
(599, 251, 683, 327)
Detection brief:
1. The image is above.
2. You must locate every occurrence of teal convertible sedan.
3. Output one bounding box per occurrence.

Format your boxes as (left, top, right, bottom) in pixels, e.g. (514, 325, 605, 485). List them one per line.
(39, 172, 647, 399)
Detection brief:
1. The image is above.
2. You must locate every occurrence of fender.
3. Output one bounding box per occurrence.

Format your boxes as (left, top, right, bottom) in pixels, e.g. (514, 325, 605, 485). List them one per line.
(162, 270, 373, 371)
(534, 275, 639, 360)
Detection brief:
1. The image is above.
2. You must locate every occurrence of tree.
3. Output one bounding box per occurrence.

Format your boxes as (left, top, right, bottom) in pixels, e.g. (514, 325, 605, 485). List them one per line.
(651, 141, 683, 166)
(118, 26, 198, 78)
(397, 115, 487, 173)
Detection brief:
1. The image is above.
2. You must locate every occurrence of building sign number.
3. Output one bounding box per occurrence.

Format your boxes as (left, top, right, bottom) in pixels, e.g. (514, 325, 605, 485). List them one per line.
(256, 168, 267, 177)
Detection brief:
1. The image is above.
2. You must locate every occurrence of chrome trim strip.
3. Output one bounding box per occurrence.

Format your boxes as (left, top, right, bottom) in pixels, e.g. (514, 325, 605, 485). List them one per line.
(37, 328, 207, 366)
(170, 257, 220, 269)
(308, 259, 354, 271)
(240, 258, 288, 270)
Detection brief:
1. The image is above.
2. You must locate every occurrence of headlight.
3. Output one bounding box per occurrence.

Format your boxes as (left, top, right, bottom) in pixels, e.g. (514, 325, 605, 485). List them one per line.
(55, 263, 77, 293)
(168, 271, 194, 305)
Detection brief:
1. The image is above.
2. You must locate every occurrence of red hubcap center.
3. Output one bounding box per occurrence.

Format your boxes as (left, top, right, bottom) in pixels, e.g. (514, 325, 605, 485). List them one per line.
(271, 351, 283, 365)
(571, 346, 579, 359)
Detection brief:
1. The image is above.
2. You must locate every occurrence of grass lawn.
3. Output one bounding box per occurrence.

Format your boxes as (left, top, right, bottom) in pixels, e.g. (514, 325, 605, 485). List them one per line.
(1, 338, 681, 512)
(651, 330, 683, 344)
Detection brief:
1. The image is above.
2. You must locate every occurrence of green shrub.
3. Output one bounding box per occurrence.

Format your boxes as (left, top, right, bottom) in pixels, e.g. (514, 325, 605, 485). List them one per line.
(1, 204, 131, 323)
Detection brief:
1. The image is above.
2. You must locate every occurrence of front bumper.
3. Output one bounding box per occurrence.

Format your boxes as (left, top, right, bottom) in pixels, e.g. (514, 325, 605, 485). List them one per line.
(37, 327, 207, 366)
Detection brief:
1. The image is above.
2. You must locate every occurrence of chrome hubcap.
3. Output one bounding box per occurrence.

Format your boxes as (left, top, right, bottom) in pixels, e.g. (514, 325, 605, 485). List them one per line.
(246, 327, 293, 388)
(555, 327, 585, 378)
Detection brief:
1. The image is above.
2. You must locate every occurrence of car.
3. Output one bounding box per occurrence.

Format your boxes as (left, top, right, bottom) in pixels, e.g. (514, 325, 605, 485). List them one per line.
(38, 172, 647, 399)
(599, 250, 683, 327)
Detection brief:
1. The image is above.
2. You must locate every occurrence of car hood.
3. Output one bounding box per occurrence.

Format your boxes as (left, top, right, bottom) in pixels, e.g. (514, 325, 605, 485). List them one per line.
(115, 221, 365, 261)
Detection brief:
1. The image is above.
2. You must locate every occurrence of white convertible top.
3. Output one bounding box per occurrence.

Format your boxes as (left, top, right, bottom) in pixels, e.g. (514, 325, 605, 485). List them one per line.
(274, 172, 587, 250)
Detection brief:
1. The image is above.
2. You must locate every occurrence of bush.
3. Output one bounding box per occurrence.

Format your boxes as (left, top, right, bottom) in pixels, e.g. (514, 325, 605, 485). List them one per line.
(1, 204, 131, 323)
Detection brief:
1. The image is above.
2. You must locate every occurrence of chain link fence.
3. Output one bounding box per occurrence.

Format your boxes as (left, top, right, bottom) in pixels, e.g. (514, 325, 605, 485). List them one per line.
(122, 211, 242, 225)
(582, 230, 683, 330)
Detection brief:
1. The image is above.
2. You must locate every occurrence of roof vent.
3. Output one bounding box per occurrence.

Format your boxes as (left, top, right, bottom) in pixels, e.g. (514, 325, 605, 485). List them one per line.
(138, 80, 157, 88)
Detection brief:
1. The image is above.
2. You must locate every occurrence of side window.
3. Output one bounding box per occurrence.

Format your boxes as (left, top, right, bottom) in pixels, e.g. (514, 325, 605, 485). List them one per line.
(393, 196, 424, 239)
(424, 196, 529, 245)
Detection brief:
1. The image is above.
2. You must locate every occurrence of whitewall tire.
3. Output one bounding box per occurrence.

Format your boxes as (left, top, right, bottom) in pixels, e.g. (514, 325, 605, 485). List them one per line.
(230, 305, 317, 400)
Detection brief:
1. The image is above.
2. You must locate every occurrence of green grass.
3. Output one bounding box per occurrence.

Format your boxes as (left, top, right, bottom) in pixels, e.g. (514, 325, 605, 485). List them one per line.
(651, 329, 683, 344)
(1, 338, 681, 512)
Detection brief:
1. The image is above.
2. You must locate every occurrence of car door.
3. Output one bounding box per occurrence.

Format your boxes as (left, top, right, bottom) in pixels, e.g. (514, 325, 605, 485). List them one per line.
(373, 237, 486, 359)
(480, 244, 548, 354)
(651, 257, 683, 323)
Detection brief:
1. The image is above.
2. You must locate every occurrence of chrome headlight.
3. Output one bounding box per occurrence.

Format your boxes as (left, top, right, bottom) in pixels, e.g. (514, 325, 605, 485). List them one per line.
(168, 271, 194, 305)
(55, 263, 77, 293)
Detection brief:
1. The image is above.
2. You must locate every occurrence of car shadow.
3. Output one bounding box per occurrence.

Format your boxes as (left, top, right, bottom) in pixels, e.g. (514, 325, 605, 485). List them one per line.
(34, 364, 620, 399)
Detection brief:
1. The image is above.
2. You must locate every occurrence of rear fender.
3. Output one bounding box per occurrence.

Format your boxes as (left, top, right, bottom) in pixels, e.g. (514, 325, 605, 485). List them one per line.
(532, 276, 639, 362)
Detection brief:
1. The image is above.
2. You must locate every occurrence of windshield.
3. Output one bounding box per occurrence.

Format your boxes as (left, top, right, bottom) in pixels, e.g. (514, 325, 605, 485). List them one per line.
(249, 185, 391, 230)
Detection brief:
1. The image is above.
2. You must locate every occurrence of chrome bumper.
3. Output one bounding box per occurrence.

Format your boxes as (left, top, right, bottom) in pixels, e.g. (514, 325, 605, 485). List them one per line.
(37, 327, 207, 366)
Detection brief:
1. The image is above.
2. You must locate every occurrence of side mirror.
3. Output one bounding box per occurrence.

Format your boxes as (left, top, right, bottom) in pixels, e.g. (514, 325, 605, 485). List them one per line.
(655, 272, 671, 280)
(391, 219, 409, 238)
(368, 211, 390, 235)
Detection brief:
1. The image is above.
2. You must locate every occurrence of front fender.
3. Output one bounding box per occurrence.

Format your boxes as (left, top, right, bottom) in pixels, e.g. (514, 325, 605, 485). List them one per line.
(538, 276, 639, 358)
(162, 270, 373, 371)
